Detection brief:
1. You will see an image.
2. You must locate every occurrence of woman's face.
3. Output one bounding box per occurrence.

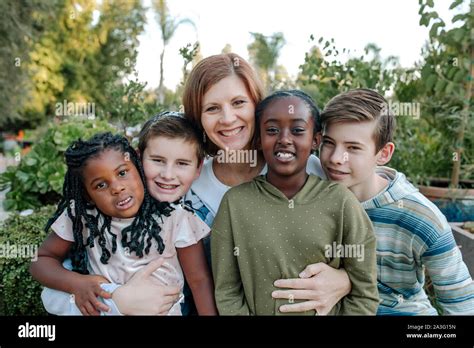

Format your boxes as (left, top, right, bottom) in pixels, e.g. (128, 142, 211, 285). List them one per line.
(201, 75, 256, 151)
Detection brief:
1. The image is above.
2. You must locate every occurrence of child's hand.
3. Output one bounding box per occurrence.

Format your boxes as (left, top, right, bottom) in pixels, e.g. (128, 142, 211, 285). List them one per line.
(72, 274, 112, 316)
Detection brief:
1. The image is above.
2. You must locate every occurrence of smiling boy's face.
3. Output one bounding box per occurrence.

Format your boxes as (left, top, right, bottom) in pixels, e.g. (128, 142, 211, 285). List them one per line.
(319, 120, 383, 197)
(142, 136, 202, 202)
(259, 96, 317, 182)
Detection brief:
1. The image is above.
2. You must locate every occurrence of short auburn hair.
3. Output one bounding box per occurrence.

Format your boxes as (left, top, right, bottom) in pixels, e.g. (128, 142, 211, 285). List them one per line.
(320, 88, 396, 152)
(182, 53, 265, 155)
(138, 111, 205, 166)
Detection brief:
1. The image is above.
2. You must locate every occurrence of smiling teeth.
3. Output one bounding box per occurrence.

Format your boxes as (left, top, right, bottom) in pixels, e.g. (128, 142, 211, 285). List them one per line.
(158, 183, 178, 189)
(221, 127, 241, 137)
(118, 197, 132, 206)
(276, 152, 294, 158)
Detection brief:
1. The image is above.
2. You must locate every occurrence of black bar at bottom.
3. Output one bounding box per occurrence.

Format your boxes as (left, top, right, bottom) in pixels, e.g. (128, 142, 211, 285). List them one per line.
(0, 316, 473, 346)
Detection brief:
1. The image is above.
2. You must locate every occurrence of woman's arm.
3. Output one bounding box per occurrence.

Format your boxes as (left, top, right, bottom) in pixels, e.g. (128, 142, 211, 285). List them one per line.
(41, 257, 181, 316)
(272, 263, 351, 314)
(30, 233, 112, 315)
(177, 240, 217, 315)
(111, 258, 181, 315)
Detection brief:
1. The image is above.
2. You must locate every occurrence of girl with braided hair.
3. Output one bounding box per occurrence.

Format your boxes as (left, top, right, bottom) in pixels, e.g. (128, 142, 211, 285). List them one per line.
(30, 132, 216, 315)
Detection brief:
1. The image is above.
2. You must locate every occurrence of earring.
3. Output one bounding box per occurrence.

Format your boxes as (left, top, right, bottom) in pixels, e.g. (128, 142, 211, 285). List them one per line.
(203, 132, 206, 143)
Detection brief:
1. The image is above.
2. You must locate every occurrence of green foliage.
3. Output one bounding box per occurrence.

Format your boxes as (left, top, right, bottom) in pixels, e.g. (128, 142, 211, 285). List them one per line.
(390, 116, 452, 185)
(99, 74, 150, 131)
(2, 0, 146, 130)
(0, 205, 56, 315)
(298, 37, 400, 107)
(0, 0, 59, 129)
(410, 0, 473, 185)
(248, 32, 286, 91)
(0, 119, 116, 211)
(179, 42, 200, 85)
(153, 0, 196, 99)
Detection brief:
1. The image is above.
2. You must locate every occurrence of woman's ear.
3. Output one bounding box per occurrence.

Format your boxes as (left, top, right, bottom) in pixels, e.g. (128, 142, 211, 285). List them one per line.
(376, 142, 395, 166)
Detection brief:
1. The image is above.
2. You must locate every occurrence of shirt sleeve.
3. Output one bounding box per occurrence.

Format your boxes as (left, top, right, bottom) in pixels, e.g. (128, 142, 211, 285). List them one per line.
(421, 225, 474, 314)
(173, 206, 211, 249)
(50, 210, 75, 242)
(338, 192, 380, 315)
(211, 193, 250, 315)
(40, 259, 123, 316)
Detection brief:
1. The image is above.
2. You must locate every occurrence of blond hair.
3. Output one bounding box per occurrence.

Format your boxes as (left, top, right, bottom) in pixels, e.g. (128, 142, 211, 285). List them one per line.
(320, 88, 396, 152)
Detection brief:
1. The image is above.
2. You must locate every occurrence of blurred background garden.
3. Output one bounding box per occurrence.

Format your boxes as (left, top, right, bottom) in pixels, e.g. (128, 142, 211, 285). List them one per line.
(0, 0, 472, 314)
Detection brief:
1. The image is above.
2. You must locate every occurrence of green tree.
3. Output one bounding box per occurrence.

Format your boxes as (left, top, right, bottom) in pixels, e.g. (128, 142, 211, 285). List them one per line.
(247, 32, 286, 91)
(84, 0, 147, 108)
(4, 0, 146, 130)
(179, 41, 200, 86)
(298, 36, 400, 107)
(98, 72, 150, 134)
(0, 0, 59, 129)
(152, 0, 195, 102)
(221, 43, 232, 54)
(416, 0, 473, 186)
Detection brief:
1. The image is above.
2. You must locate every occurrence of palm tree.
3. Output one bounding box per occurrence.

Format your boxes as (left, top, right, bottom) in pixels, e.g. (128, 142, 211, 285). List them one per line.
(152, 0, 195, 101)
(247, 32, 285, 91)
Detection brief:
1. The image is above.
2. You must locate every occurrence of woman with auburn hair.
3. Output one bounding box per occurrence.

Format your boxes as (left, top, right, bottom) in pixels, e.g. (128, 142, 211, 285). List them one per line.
(181, 53, 352, 315)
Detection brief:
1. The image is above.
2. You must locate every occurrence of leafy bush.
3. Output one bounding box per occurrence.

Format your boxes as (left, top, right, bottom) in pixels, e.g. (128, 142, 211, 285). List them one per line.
(0, 119, 116, 211)
(0, 205, 56, 315)
(390, 116, 452, 185)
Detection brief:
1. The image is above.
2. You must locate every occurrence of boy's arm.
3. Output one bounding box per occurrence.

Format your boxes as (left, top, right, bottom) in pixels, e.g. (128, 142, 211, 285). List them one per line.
(211, 196, 250, 315)
(338, 195, 379, 315)
(421, 228, 474, 314)
(30, 233, 111, 315)
(177, 240, 217, 315)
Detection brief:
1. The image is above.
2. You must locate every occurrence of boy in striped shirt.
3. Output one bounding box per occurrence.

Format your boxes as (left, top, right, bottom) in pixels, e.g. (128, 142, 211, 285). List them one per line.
(318, 88, 474, 315)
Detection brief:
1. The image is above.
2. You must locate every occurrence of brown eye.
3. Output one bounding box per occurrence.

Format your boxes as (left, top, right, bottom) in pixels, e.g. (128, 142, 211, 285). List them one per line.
(205, 106, 218, 112)
(96, 182, 107, 189)
(266, 127, 279, 134)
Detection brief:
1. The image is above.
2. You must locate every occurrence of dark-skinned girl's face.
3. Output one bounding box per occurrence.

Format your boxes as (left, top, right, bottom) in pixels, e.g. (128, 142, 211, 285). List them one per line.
(259, 96, 317, 180)
(82, 149, 144, 219)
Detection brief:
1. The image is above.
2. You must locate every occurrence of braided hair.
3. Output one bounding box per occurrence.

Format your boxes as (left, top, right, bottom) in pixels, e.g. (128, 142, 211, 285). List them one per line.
(254, 90, 321, 140)
(45, 132, 174, 274)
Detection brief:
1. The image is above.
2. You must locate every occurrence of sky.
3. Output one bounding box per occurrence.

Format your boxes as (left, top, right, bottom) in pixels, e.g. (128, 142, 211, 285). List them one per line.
(135, 0, 464, 90)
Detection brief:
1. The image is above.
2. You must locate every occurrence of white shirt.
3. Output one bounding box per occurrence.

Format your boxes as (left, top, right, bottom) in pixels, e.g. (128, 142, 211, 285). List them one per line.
(42, 204, 209, 316)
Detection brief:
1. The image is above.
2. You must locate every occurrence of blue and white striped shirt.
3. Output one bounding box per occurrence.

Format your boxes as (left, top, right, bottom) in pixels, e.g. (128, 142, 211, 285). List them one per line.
(363, 167, 474, 315)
